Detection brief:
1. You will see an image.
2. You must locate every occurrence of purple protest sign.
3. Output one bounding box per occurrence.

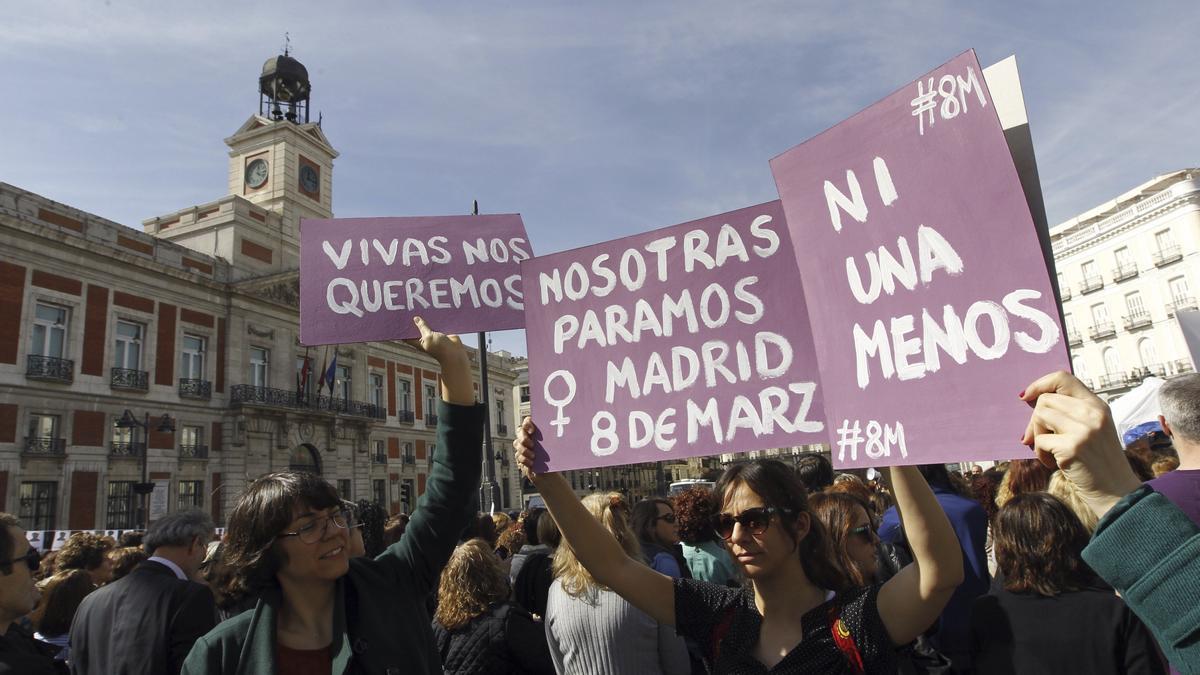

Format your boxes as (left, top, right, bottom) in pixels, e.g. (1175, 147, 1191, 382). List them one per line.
(523, 201, 826, 473)
(770, 50, 1069, 469)
(300, 215, 531, 345)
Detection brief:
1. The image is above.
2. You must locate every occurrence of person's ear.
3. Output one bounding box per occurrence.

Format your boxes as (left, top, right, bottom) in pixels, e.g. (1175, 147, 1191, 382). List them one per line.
(1159, 415, 1173, 438)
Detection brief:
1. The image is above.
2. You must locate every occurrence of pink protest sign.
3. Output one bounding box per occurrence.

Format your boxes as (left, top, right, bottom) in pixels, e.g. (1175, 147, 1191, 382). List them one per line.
(300, 215, 531, 345)
(770, 50, 1069, 469)
(523, 201, 826, 473)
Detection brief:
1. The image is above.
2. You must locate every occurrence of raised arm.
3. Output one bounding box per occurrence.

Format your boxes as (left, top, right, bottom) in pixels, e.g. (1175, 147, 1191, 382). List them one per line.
(514, 418, 677, 626)
(875, 465, 964, 645)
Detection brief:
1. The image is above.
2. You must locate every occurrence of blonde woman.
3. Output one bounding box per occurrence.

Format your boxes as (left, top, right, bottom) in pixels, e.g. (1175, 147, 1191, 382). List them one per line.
(1047, 471, 1100, 534)
(545, 493, 689, 675)
(433, 539, 554, 675)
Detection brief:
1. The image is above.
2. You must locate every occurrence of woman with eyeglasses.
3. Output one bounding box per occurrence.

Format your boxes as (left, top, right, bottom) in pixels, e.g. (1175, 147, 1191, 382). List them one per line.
(631, 499, 690, 579)
(514, 419, 963, 673)
(182, 318, 483, 675)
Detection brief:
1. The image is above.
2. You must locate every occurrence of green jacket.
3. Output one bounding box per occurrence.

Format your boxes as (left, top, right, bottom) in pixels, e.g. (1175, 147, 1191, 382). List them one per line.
(181, 401, 484, 675)
(1082, 485, 1200, 675)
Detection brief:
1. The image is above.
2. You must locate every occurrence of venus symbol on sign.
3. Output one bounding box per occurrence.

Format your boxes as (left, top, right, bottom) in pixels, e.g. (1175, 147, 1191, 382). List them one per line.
(543, 370, 577, 438)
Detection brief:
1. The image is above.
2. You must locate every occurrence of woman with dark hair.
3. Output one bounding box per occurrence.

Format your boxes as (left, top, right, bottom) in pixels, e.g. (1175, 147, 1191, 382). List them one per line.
(969, 492, 1165, 674)
(674, 487, 738, 587)
(807, 493, 878, 588)
(32, 569, 96, 661)
(994, 458, 1054, 508)
(432, 539, 555, 674)
(515, 422, 963, 673)
(631, 498, 690, 578)
(181, 317, 484, 675)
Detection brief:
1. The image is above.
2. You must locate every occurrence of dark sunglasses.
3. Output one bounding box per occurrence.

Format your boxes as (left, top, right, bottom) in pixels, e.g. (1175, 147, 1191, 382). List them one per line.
(656, 513, 676, 524)
(711, 507, 792, 540)
(0, 547, 40, 573)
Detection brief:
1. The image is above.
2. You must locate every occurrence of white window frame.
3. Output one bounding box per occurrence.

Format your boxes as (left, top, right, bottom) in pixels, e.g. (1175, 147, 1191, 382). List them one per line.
(181, 334, 207, 380)
(114, 320, 144, 370)
(30, 302, 69, 358)
(250, 347, 270, 388)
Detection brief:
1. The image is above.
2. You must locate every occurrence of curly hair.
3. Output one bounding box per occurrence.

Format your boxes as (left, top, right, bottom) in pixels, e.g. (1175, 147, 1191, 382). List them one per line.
(714, 460, 849, 593)
(56, 532, 113, 573)
(435, 539, 510, 631)
(496, 527, 527, 558)
(32, 569, 96, 637)
(553, 492, 642, 598)
(673, 486, 717, 545)
(808, 492, 872, 588)
(217, 471, 341, 607)
(994, 492, 1098, 596)
(109, 546, 148, 582)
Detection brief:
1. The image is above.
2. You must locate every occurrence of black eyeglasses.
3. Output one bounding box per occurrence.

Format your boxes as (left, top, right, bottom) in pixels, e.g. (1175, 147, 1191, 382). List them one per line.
(656, 513, 676, 524)
(0, 547, 40, 573)
(279, 509, 351, 545)
(711, 507, 792, 540)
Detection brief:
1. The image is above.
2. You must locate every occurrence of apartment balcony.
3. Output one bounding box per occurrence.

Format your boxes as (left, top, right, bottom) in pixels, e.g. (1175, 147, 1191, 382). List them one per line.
(230, 385, 386, 420)
(109, 441, 145, 457)
(1172, 358, 1195, 374)
(1123, 312, 1152, 331)
(425, 413, 439, 426)
(1167, 296, 1198, 316)
(403, 456, 416, 465)
(178, 378, 212, 400)
(371, 451, 387, 465)
(1088, 321, 1116, 340)
(1079, 276, 1105, 294)
(110, 367, 149, 391)
(397, 410, 415, 424)
(496, 423, 509, 437)
(1097, 374, 1125, 391)
(180, 444, 209, 459)
(1066, 330, 1083, 347)
(1112, 263, 1139, 283)
(26, 355, 73, 383)
(1059, 285, 1073, 301)
(23, 436, 66, 457)
(1153, 245, 1183, 267)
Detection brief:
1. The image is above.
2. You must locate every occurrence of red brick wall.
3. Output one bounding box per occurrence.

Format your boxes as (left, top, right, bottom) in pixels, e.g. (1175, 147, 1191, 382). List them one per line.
(179, 308, 213, 328)
(414, 370, 423, 418)
(116, 235, 153, 256)
(0, 262, 26, 364)
(148, 428, 175, 450)
(386, 362, 396, 416)
(215, 318, 226, 393)
(415, 439, 426, 461)
(211, 422, 223, 453)
(68, 472, 98, 529)
(240, 239, 273, 264)
(0, 404, 17, 443)
(155, 303, 176, 385)
(182, 258, 213, 275)
(417, 473, 427, 496)
(71, 410, 106, 447)
(113, 291, 154, 313)
(387, 437, 400, 459)
(31, 270, 82, 295)
(37, 208, 83, 233)
(81, 284, 109, 376)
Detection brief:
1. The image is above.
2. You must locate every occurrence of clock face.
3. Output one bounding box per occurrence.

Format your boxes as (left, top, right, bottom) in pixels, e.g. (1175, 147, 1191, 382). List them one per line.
(299, 164, 319, 194)
(245, 159, 269, 189)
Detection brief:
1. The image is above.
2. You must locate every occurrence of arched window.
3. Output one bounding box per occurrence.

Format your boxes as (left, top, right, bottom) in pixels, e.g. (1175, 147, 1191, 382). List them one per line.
(1072, 356, 1087, 379)
(1103, 347, 1121, 376)
(289, 443, 321, 474)
(1138, 338, 1157, 370)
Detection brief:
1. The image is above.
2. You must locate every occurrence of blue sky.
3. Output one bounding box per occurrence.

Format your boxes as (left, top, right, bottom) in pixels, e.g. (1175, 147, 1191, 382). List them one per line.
(3, 1, 1198, 355)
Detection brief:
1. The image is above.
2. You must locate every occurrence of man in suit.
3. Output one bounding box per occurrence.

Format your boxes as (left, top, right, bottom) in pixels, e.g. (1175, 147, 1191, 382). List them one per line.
(0, 512, 63, 674)
(70, 510, 216, 675)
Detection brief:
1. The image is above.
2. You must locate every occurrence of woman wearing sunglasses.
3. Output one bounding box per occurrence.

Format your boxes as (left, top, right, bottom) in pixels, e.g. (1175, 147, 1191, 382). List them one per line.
(182, 318, 483, 675)
(631, 499, 690, 579)
(808, 493, 879, 588)
(514, 419, 963, 673)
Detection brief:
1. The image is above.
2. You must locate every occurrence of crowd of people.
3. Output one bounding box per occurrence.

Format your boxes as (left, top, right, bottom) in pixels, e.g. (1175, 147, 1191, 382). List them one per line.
(0, 319, 1197, 674)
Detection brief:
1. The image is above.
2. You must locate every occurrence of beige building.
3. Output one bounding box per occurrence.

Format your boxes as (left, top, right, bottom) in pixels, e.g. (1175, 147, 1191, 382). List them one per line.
(1053, 170, 1199, 398)
(0, 54, 522, 533)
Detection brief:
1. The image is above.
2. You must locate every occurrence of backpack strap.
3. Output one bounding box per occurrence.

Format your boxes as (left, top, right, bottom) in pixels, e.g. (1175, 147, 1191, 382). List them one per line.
(828, 601, 865, 675)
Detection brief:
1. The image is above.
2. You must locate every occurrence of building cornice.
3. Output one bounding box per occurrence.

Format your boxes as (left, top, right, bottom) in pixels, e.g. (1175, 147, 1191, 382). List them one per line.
(1052, 178, 1200, 259)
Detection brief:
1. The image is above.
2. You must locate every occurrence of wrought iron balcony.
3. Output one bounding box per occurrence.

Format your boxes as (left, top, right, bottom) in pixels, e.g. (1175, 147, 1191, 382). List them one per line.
(1123, 312, 1152, 331)
(1066, 330, 1083, 347)
(230, 385, 386, 420)
(1153, 245, 1183, 267)
(1172, 358, 1195, 374)
(397, 410, 415, 424)
(1112, 263, 1139, 282)
(110, 367, 149, 391)
(425, 413, 439, 426)
(496, 423, 509, 436)
(109, 441, 145, 457)
(23, 436, 65, 456)
(403, 455, 415, 465)
(1144, 363, 1168, 377)
(1088, 321, 1116, 340)
(180, 444, 209, 459)
(1168, 296, 1198, 316)
(372, 451, 387, 465)
(26, 355, 73, 383)
(179, 378, 212, 400)
(1097, 374, 1125, 390)
(1079, 276, 1105, 294)
(1059, 285, 1073, 301)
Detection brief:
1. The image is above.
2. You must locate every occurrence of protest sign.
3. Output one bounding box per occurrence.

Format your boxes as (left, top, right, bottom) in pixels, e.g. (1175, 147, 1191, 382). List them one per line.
(770, 49, 1069, 468)
(524, 201, 826, 473)
(300, 215, 531, 344)
(1177, 309, 1200, 371)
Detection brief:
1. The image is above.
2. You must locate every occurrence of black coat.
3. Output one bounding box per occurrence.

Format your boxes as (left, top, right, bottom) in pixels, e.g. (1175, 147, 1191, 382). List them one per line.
(433, 603, 555, 675)
(69, 560, 216, 675)
(0, 623, 65, 675)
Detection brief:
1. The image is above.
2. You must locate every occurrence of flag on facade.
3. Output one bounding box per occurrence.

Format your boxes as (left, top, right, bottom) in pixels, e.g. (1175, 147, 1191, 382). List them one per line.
(325, 351, 339, 399)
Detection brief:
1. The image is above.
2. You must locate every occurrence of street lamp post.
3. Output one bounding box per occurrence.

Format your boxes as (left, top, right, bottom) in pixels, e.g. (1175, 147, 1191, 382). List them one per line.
(116, 410, 175, 530)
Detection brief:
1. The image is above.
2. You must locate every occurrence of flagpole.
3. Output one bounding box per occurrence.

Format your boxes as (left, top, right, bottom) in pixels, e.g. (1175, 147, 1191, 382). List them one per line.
(473, 199, 501, 514)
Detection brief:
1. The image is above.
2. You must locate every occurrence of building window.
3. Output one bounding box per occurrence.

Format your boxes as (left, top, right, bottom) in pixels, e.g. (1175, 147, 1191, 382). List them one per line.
(1081, 260, 1096, 279)
(427, 443, 436, 469)
(250, 347, 269, 388)
(370, 373, 384, 408)
(30, 303, 69, 358)
(1138, 338, 1158, 369)
(519, 385, 530, 403)
(425, 383, 437, 412)
(106, 481, 138, 529)
(496, 398, 506, 424)
(19, 482, 57, 531)
(335, 365, 351, 401)
(1169, 276, 1190, 303)
(372, 479, 386, 505)
(114, 321, 144, 369)
(27, 413, 60, 444)
(337, 479, 352, 501)
(181, 425, 204, 456)
(1090, 303, 1109, 325)
(177, 480, 203, 511)
(1125, 292, 1146, 317)
(399, 379, 412, 412)
(181, 335, 206, 380)
(1114, 247, 1133, 268)
(1155, 229, 1176, 251)
(403, 442, 414, 464)
(1103, 347, 1121, 376)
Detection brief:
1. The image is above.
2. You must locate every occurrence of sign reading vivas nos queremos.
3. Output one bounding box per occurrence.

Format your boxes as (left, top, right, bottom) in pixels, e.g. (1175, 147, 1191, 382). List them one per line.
(770, 49, 1069, 469)
(300, 215, 531, 344)
(523, 201, 826, 473)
